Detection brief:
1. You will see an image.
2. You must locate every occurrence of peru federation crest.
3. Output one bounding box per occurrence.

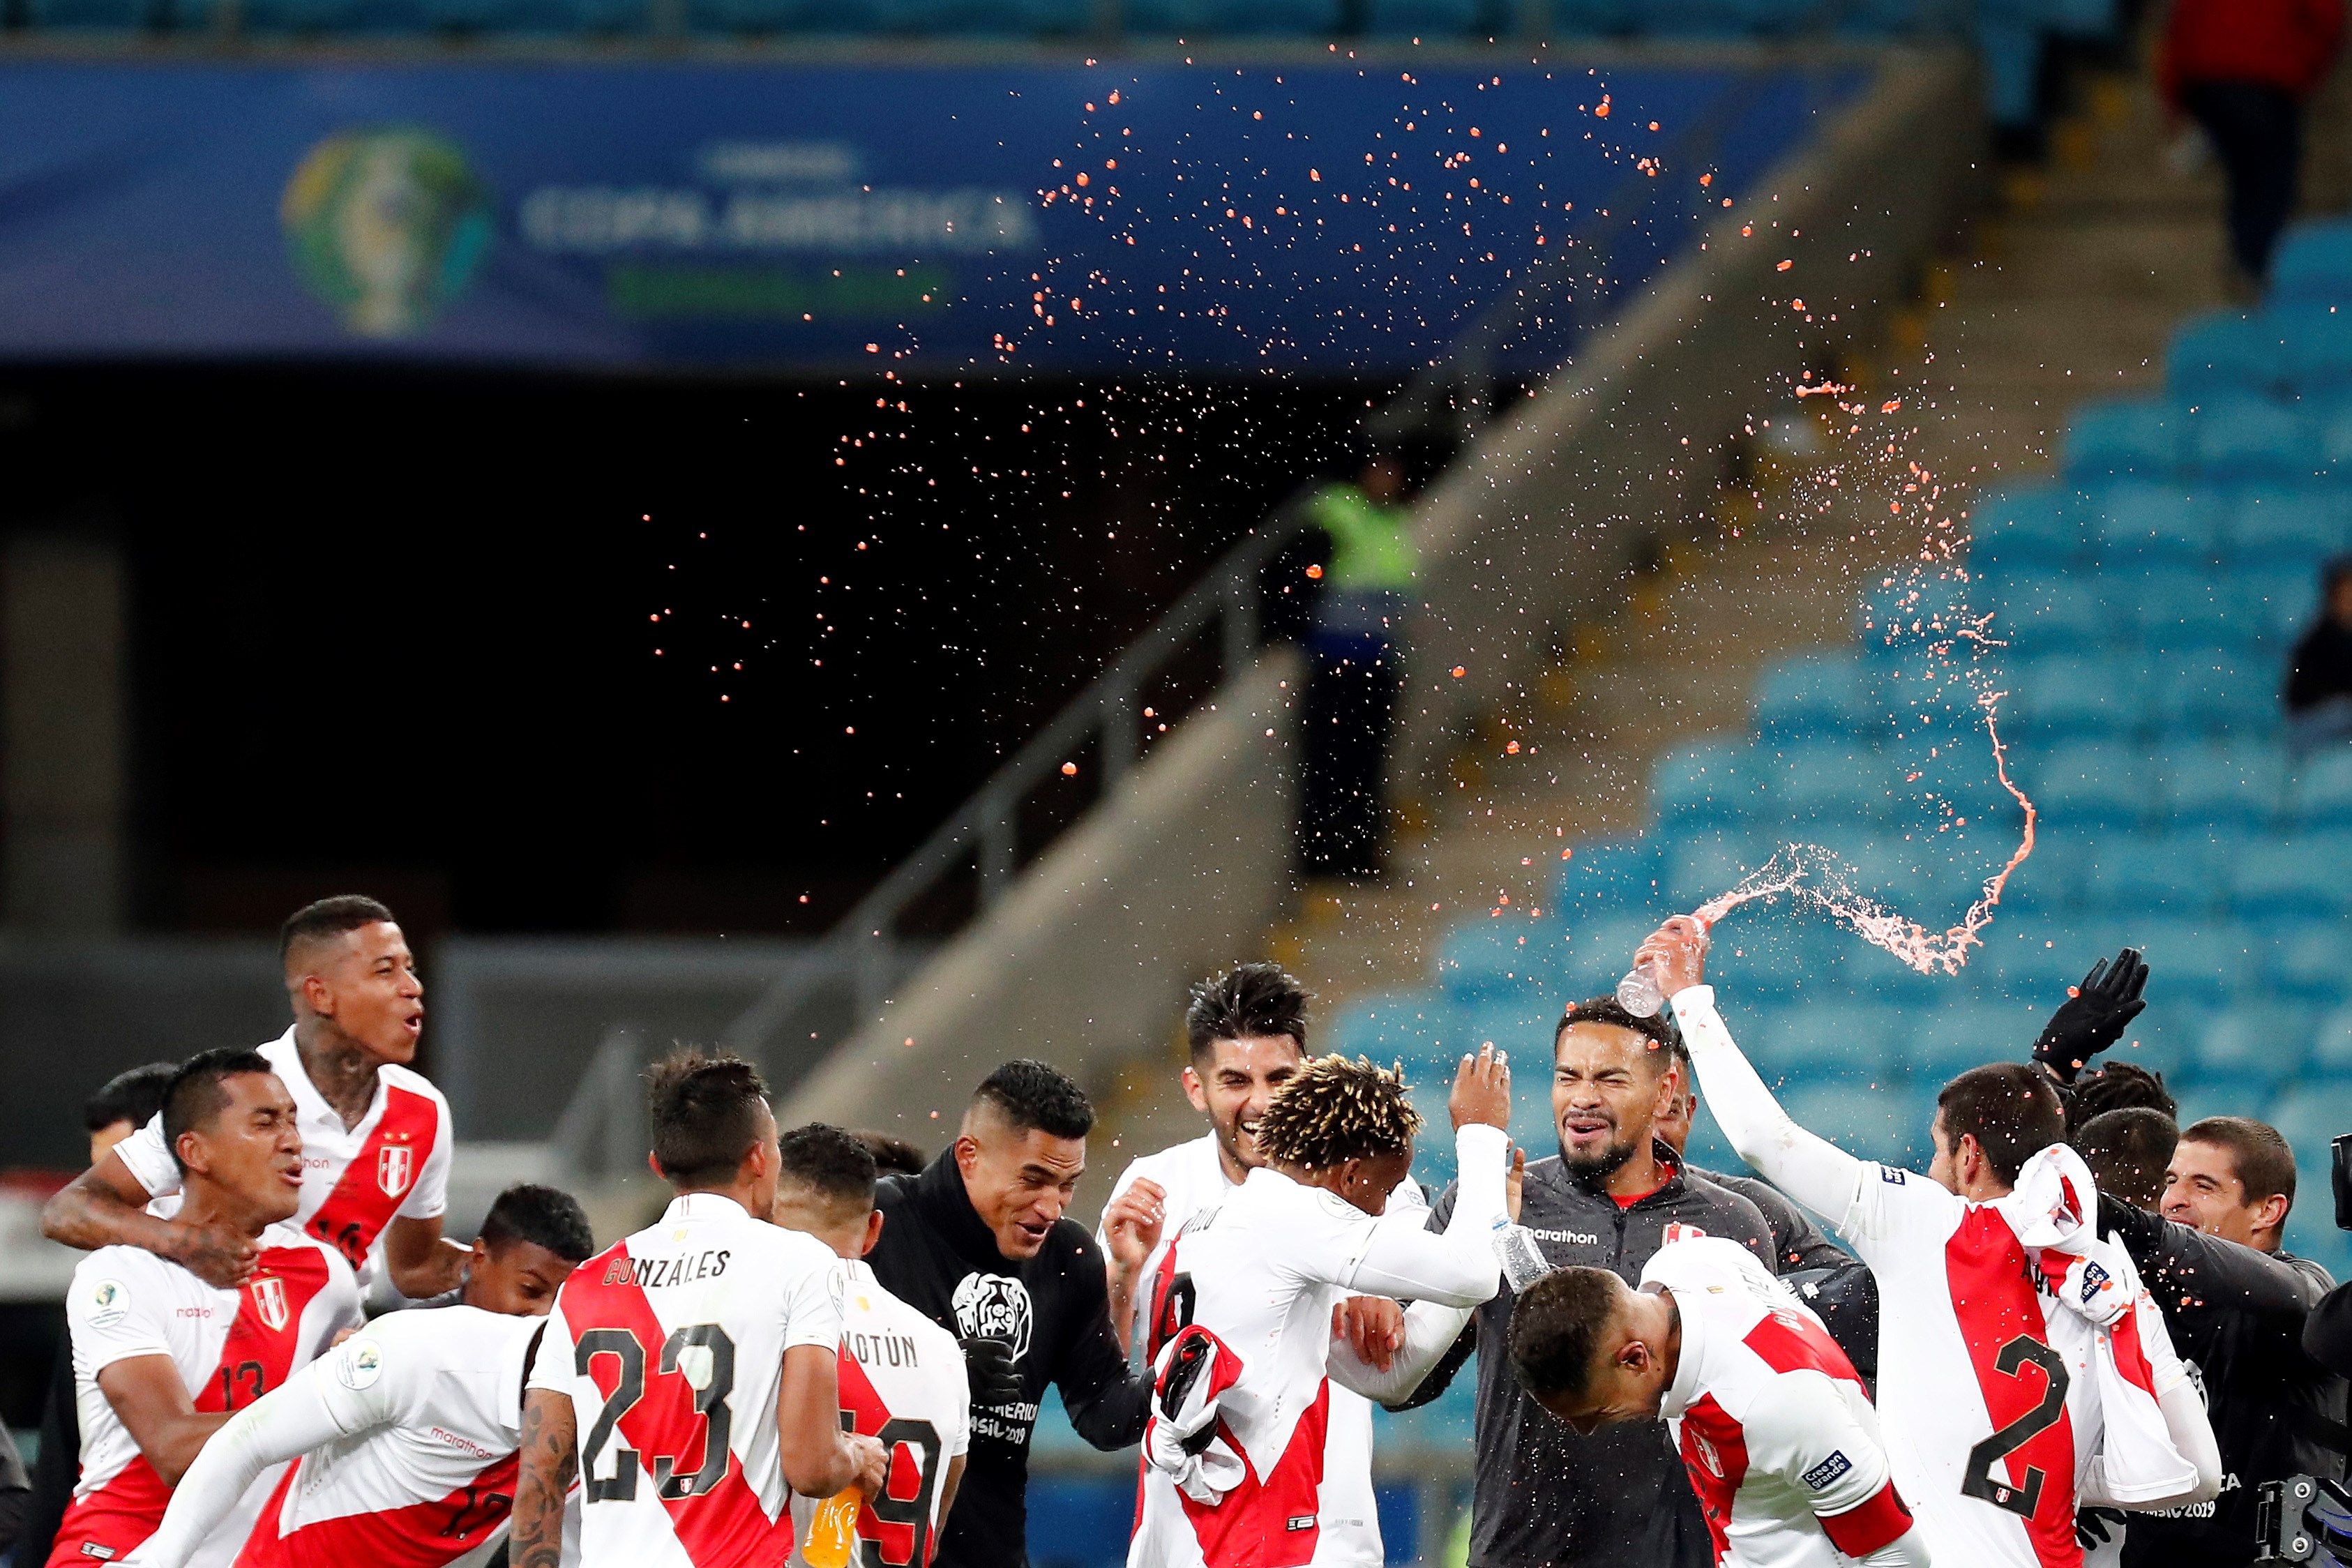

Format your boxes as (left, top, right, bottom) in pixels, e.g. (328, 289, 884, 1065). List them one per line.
(250, 1275, 289, 1332)
(377, 1143, 414, 1198)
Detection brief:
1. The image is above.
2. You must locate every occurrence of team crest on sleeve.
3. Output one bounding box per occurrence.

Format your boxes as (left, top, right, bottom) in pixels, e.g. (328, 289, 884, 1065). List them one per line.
(87, 1279, 129, 1329)
(250, 1275, 290, 1332)
(951, 1272, 1034, 1364)
(1878, 1166, 1906, 1185)
(1802, 1451, 1853, 1490)
(377, 1142, 415, 1198)
(336, 1339, 385, 1391)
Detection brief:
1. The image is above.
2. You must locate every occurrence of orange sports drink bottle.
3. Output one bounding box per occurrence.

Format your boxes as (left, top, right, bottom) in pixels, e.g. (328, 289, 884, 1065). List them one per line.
(803, 1488, 860, 1568)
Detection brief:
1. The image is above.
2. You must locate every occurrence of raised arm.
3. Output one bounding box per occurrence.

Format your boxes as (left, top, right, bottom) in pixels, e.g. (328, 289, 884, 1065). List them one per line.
(41, 1148, 258, 1289)
(1341, 1048, 1512, 1307)
(2098, 1198, 2331, 1321)
(140, 1345, 386, 1568)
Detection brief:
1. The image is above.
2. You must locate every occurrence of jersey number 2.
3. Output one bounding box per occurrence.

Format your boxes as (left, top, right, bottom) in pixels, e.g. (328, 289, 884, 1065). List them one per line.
(577, 1324, 737, 1502)
(1961, 1336, 2070, 1518)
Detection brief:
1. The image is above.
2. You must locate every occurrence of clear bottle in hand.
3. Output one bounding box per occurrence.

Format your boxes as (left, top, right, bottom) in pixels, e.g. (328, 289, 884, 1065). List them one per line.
(1615, 915, 1710, 1019)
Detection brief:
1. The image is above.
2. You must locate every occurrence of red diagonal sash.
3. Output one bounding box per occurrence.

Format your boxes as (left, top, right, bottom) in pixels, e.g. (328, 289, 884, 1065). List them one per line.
(561, 1244, 796, 1568)
(306, 1084, 438, 1270)
(240, 1451, 522, 1568)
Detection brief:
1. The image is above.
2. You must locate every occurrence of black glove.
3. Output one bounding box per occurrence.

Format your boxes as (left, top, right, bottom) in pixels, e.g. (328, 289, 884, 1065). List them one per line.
(2032, 948, 2149, 1082)
(961, 1334, 1023, 1406)
(2074, 1507, 2126, 1551)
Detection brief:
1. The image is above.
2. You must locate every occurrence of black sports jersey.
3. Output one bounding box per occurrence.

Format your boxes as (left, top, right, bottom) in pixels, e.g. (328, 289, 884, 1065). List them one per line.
(868, 1153, 1148, 1568)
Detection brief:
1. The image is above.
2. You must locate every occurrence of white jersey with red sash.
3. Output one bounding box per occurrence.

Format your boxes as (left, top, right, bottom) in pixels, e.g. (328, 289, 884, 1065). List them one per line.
(527, 1193, 845, 1568)
(785, 1261, 970, 1568)
(1644, 1237, 1915, 1568)
(112, 1031, 451, 1281)
(50, 1230, 359, 1568)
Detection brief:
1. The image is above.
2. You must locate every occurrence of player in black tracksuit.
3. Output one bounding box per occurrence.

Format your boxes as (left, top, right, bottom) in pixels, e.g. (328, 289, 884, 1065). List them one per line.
(865, 1066, 1149, 1568)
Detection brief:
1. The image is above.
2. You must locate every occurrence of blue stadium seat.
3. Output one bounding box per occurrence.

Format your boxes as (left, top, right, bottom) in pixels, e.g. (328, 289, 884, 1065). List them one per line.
(2190, 1013, 2302, 1092)
(1977, 933, 2090, 995)
(2282, 306, 2352, 392)
(1855, 574, 1970, 652)
(2310, 1004, 2352, 1078)
(243, 0, 367, 29)
(1909, 1000, 2043, 1078)
(2271, 220, 2352, 301)
(1562, 911, 1668, 981)
(1436, 920, 1568, 1000)
(2187, 397, 2317, 484)
(1781, 1080, 1924, 1166)
(24, 0, 160, 23)
(1558, 835, 1664, 907)
(2081, 836, 2221, 918)
(2063, 400, 2182, 481)
(2022, 739, 2150, 831)
(2150, 650, 2272, 734)
(2232, 563, 2328, 645)
(2230, 834, 2352, 921)
(1327, 993, 1452, 1065)
(1651, 740, 1763, 829)
(1365, 0, 1488, 33)
(1765, 739, 1894, 823)
(1664, 833, 1771, 910)
(1756, 654, 1872, 741)
(2227, 490, 2349, 566)
(1752, 1002, 1904, 1079)
(2164, 742, 2289, 831)
(1970, 487, 2086, 568)
(2292, 748, 2352, 829)
(2260, 924, 2352, 1008)
(2007, 653, 2147, 738)
(2134, 916, 2253, 1004)
(1991, 571, 2122, 654)
(2135, 573, 2245, 654)
(2260, 1090, 2339, 1182)
(2168, 310, 2291, 397)
(2090, 483, 2227, 566)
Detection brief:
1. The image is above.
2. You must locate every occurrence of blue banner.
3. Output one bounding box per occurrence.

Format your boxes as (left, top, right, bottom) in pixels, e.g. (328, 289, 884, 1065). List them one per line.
(0, 59, 1857, 370)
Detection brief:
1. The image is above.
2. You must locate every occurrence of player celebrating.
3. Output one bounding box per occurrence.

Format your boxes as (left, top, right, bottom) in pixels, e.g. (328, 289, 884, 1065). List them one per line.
(1098, 964, 1422, 1566)
(1509, 1235, 1927, 1567)
(771, 1124, 970, 1568)
(49, 1049, 363, 1568)
(1634, 917, 2219, 1567)
(509, 1055, 886, 1568)
(45, 897, 466, 1298)
(135, 1183, 597, 1568)
(1128, 1046, 1513, 1568)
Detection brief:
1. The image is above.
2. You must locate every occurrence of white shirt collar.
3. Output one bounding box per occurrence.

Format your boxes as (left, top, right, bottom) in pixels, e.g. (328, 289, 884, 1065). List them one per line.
(263, 1027, 386, 1132)
(1657, 1284, 1710, 1421)
(663, 1191, 751, 1225)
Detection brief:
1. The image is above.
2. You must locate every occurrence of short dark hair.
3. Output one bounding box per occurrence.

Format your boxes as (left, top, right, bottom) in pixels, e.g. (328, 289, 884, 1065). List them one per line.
(1509, 1266, 1629, 1405)
(644, 1053, 771, 1187)
(1185, 963, 1310, 1062)
(1556, 995, 1680, 1074)
(1936, 1062, 2066, 1186)
(162, 1048, 278, 1173)
(2073, 1108, 2178, 1209)
(86, 1063, 176, 1133)
(2068, 1062, 2176, 1130)
(1254, 1054, 1423, 1168)
(855, 1131, 928, 1177)
(974, 1060, 1094, 1141)
(2181, 1115, 2297, 1213)
(280, 895, 398, 964)
(779, 1123, 879, 1208)
(480, 1183, 596, 1264)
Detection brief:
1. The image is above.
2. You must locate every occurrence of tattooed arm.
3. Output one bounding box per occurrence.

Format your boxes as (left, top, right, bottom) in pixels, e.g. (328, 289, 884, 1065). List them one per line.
(510, 1389, 577, 1568)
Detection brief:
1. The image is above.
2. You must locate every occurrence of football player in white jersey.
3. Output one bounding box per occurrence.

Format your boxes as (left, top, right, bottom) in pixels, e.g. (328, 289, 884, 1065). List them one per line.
(1631, 918, 2219, 1568)
(1129, 1046, 1514, 1568)
(772, 1124, 971, 1568)
(1099, 964, 1425, 1566)
(511, 1053, 887, 1568)
(135, 1182, 598, 1568)
(50, 1048, 363, 1568)
(1508, 1235, 1929, 1567)
(45, 897, 469, 1299)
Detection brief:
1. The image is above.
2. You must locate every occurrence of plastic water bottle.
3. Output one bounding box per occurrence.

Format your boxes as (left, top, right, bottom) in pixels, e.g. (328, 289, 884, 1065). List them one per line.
(1615, 964, 1667, 1019)
(1493, 1223, 1551, 1292)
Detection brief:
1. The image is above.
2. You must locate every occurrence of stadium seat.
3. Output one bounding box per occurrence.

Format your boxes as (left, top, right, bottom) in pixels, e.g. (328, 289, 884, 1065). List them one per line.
(2260, 924, 2352, 1009)
(2164, 742, 2289, 831)
(2020, 740, 2151, 832)
(1558, 834, 1665, 906)
(1970, 487, 2086, 568)
(23, 0, 159, 23)
(2173, 1075, 2275, 1120)
(1755, 654, 1872, 741)
(2186, 397, 2318, 483)
(2232, 562, 2328, 645)
(1650, 740, 1762, 829)
(2230, 834, 2352, 921)
(2134, 570, 2243, 652)
(2150, 650, 2272, 735)
(1781, 1079, 1927, 1166)
(2309, 1004, 2352, 1078)
(1751, 1003, 1899, 1079)
(2091, 483, 2227, 567)
(2168, 310, 2291, 397)
(1436, 920, 1567, 1000)
(1561, 910, 1666, 981)
(2270, 220, 2352, 303)
(2259, 1090, 2338, 1184)
(1364, 0, 1490, 34)
(2282, 305, 2352, 392)
(2291, 748, 2352, 829)
(2081, 836, 2221, 919)
(2063, 400, 2181, 481)
(2191, 1013, 2303, 1092)
(1765, 739, 1894, 824)
(1855, 574, 1970, 652)
(2006, 653, 2148, 738)
(1326, 993, 1452, 1065)
(1991, 571, 2120, 654)
(1908, 1000, 2043, 1078)
(2133, 916, 2254, 1004)
(2227, 490, 2349, 567)
(1664, 833, 1772, 910)
(1977, 933, 2088, 995)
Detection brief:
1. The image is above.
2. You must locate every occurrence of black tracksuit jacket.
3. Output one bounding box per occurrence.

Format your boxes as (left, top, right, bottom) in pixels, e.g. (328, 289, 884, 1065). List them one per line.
(2100, 1197, 2347, 1568)
(868, 1153, 1149, 1568)
(1397, 1147, 1777, 1568)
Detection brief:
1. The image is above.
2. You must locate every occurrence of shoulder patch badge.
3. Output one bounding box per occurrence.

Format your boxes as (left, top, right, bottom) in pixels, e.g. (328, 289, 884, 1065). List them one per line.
(1802, 1451, 1853, 1490)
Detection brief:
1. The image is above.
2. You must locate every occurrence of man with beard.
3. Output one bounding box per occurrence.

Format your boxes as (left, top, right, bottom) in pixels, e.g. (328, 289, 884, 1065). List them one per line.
(1097, 964, 1426, 1566)
(1394, 996, 1776, 1568)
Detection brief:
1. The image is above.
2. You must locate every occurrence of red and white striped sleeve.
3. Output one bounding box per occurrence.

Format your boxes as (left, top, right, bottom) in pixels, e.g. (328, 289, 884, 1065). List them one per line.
(1744, 1371, 1924, 1567)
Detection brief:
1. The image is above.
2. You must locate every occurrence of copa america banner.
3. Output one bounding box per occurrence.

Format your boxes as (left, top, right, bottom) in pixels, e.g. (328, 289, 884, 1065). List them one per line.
(0, 59, 1855, 371)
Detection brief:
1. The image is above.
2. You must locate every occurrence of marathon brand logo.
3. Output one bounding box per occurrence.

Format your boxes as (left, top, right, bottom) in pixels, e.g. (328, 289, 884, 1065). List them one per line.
(604, 1250, 731, 1288)
(1527, 1228, 1601, 1246)
(1802, 1452, 1853, 1491)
